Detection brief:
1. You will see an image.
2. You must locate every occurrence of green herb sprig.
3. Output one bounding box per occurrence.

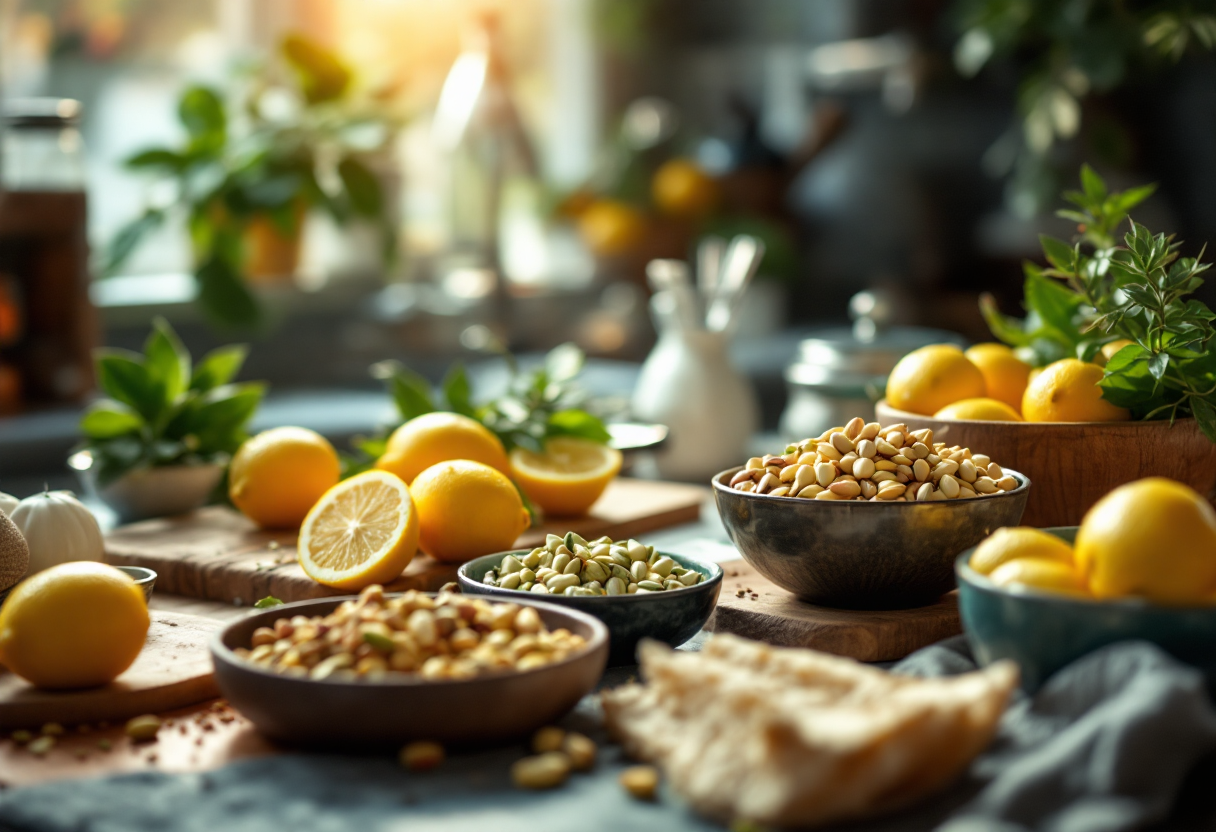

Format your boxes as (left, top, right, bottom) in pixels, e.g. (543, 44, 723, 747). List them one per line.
(79, 318, 265, 486)
(983, 166, 1216, 441)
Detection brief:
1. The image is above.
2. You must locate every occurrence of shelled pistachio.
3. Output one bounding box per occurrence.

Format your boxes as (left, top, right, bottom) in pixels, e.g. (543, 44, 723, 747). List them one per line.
(482, 532, 705, 597)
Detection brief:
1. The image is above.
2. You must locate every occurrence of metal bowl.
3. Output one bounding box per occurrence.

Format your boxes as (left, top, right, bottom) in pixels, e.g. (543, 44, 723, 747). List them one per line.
(210, 595, 609, 747)
(711, 467, 1030, 609)
(957, 528, 1216, 691)
(115, 565, 157, 602)
(458, 551, 722, 665)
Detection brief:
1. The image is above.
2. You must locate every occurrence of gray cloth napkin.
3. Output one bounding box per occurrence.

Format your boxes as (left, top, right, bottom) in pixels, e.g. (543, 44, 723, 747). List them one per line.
(1, 639, 1213, 832)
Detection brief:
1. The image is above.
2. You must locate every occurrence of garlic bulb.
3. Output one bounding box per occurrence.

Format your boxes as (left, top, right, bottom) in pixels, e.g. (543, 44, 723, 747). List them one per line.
(10, 491, 105, 574)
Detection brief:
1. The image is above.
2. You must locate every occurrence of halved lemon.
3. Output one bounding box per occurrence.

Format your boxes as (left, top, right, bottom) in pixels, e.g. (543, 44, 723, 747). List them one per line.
(298, 470, 419, 590)
(509, 437, 622, 517)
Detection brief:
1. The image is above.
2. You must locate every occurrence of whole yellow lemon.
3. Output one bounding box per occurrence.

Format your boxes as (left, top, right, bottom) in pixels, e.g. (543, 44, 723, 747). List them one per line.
(376, 412, 510, 485)
(969, 526, 1075, 576)
(652, 159, 720, 219)
(1098, 339, 1135, 365)
(1021, 359, 1130, 422)
(0, 562, 149, 689)
(934, 398, 1023, 421)
(964, 343, 1032, 411)
(410, 460, 531, 563)
(988, 558, 1089, 597)
(230, 426, 341, 529)
(1075, 477, 1216, 603)
(885, 344, 986, 416)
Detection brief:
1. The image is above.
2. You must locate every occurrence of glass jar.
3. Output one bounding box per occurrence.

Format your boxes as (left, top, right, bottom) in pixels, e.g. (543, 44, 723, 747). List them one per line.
(3, 98, 86, 191)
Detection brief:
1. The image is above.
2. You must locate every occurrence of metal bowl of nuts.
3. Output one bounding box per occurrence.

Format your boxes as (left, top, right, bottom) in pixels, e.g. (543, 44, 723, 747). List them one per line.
(458, 533, 723, 665)
(712, 418, 1031, 609)
(210, 588, 609, 746)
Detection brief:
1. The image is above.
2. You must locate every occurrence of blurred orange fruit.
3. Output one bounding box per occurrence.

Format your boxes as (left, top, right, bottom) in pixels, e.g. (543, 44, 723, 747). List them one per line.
(652, 159, 719, 219)
(577, 199, 646, 257)
(964, 343, 1032, 410)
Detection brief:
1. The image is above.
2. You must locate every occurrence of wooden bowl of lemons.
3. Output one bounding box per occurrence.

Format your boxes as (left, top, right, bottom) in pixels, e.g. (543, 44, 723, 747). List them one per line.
(956, 478, 1216, 690)
(876, 343, 1216, 527)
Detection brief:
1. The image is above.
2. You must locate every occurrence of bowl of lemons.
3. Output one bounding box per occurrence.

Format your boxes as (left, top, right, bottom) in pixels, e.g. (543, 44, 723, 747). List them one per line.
(956, 477, 1216, 691)
(875, 343, 1216, 528)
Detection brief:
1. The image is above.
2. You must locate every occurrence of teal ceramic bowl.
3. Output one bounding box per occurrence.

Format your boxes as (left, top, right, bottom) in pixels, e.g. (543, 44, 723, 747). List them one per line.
(458, 551, 722, 665)
(957, 527, 1216, 691)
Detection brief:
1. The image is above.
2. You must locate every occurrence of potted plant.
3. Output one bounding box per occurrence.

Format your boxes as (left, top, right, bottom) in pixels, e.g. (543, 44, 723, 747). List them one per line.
(73, 318, 265, 522)
(104, 33, 403, 329)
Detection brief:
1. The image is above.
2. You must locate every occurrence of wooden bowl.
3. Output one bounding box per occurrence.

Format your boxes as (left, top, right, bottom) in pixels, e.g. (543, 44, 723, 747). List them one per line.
(875, 400, 1216, 528)
(211, 595, 608, 748)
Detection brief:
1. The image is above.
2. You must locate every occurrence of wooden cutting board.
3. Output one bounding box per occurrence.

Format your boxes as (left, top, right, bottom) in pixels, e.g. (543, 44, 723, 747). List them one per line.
(0, 611, 220, 728)
(104, 478, 705, 607)
(710, 560, 961, 662)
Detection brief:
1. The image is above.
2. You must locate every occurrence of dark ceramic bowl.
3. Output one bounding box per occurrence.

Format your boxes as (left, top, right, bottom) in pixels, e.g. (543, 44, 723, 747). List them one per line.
(458, 551, 722, 665)
(210, 595, 608, 747)
(957, 527, 1216, 692)
(712, 466, 1030, 609)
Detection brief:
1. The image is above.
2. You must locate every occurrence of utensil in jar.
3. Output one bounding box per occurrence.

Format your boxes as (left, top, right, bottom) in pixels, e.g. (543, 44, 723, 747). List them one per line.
(707, 235, 765, 333)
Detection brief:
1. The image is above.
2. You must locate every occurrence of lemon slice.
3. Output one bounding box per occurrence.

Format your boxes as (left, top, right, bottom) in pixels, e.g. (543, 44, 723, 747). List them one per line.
(298, 470, 419, 590)
(509, 437, 622, 517)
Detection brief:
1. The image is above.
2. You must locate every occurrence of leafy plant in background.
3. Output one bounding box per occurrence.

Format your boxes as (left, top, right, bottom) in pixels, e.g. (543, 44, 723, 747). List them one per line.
(106, 33, 402, 329)
(346, 342, 611, 475)
(79, 318, 265, 486)
(952, 0, 1216, 215)
(983, 166, 1216, 439)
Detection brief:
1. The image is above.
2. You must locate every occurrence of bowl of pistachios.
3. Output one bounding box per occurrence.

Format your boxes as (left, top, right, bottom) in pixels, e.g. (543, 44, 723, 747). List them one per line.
(458, 532, 723, 665)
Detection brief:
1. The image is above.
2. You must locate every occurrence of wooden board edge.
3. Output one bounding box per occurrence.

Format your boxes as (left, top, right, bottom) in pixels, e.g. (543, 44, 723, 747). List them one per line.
(0, 675, 220, 729)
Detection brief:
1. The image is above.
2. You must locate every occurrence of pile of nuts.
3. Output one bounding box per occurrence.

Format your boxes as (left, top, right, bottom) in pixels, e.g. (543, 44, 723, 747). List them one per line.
(511, 725, 599, 789)
(236, 586, 588, 681)
(728, 417, 1019, 502)
(483, 532, 705, 596)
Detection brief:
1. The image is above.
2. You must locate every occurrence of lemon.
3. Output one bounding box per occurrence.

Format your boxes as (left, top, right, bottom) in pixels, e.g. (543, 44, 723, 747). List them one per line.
(376, 412, 510, 485)
(577, 199, 646, 257)
(510, 437, 622, 516)
(988, 558, 1089, 597)
(1075, 477, 1216, 603)
(411, 460, 531, 563)
(885, 345, 986, 416)
(969, 527, 1075, 576)
(1021, 359, 1129, 423)
(1098, 339, 1135, 365)
(298, 470, 419, 591)
(934, 398, 1023, 422)
(230, 427, 341, 529)
(652, 159, 719, 219)
(0, 562, 149, 689)
(964, 343, 1032, 410)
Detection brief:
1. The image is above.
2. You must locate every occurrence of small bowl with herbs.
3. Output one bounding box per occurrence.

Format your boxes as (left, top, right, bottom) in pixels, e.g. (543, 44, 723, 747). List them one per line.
(458, 532, 723, 665)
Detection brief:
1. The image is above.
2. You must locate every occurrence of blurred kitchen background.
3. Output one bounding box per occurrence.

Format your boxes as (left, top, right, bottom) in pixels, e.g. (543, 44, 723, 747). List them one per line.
(2, 0, 1215, 493)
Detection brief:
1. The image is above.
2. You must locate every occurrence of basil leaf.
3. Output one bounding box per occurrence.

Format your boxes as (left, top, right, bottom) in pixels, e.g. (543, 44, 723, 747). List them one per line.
(547, 409, 612, 444)
(443, 363, 475, 417)
(80, 402, 144, 440)
(95, 350, 164, 423)
(191, 344, 248, 391)
(143, 317, 191, 404)
(254, 596, 285, 609)
(387, 369, 434, 422)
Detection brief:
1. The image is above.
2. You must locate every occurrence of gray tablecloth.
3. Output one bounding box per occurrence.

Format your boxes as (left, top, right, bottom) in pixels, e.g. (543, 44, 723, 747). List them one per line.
(2, 639, 1214, 832)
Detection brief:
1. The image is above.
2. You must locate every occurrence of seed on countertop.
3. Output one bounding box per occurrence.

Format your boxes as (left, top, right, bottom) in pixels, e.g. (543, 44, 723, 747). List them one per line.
(512, 752, 572, 790)
(563, 732, 597, 771)
(125, 715, 162, 742)
(532, 726, 566, 754)
(400, 741, 444, 771)
(620, 765, 660, 800)
(28, 736, 54, 756)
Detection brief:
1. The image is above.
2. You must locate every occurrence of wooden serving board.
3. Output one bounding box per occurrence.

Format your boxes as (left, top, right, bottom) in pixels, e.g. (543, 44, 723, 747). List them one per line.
(0, 611, 220, 728)
(104, 478, 705, 607)
(710, 560, 961, 662)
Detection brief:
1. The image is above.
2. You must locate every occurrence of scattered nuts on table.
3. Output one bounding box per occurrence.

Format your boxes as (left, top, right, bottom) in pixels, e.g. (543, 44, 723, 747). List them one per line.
(728, 417, 1019, 502)
(399, 741, 445, 772)
(532, 726, 567, 754)
(27, 736, 55, 756)
(620, 765, 660, 801)
(563, 732, 597, 771)
(125, 715, 162, 742)
(41, 723, 64, 737)
(235, 586, 587, 681)
(512, 751, 573, 790)
(483, 532, 705, 596)
(10, 730, 31, 745)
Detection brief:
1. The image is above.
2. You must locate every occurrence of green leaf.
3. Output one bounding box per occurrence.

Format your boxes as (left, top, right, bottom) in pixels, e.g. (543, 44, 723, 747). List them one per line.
(381, 367, 434, 422)
(1039, 235, 1078, 273)
(191, 345, 248, 392)
(1148, 352, 1169, 380)
(979, 293, 1033, 347)
(1080, 164, 1107, 202)
(195, 256, 262, 330)
(546, 409, 611, 444)
(144, 317, 191, 404)
(337, 157, 382, 217)
(104, 209, 165, 276)
(254, 596, 284, 609)
(191, 382, 265, 452)
(443, 364, 475, 417)
(95, 350, 165, 422)
(178, 86, 226, 152)
(80, 402, 144, 440)
(1190, 396, 1216, 442)
(125, 149, 189, 171)
(1024, 268, 1083, 342)
(281, 33, 352, 104)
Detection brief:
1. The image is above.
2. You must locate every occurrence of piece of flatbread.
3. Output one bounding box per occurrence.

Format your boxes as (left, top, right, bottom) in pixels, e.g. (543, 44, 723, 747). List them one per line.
(602, 635, 1017, 828)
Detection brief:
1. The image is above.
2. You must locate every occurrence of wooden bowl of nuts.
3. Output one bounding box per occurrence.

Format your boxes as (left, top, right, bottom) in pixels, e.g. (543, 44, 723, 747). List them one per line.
(210, 588, 609, 747)
(875, 400, 1216, 527)
(712, 417, 1030, 609)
